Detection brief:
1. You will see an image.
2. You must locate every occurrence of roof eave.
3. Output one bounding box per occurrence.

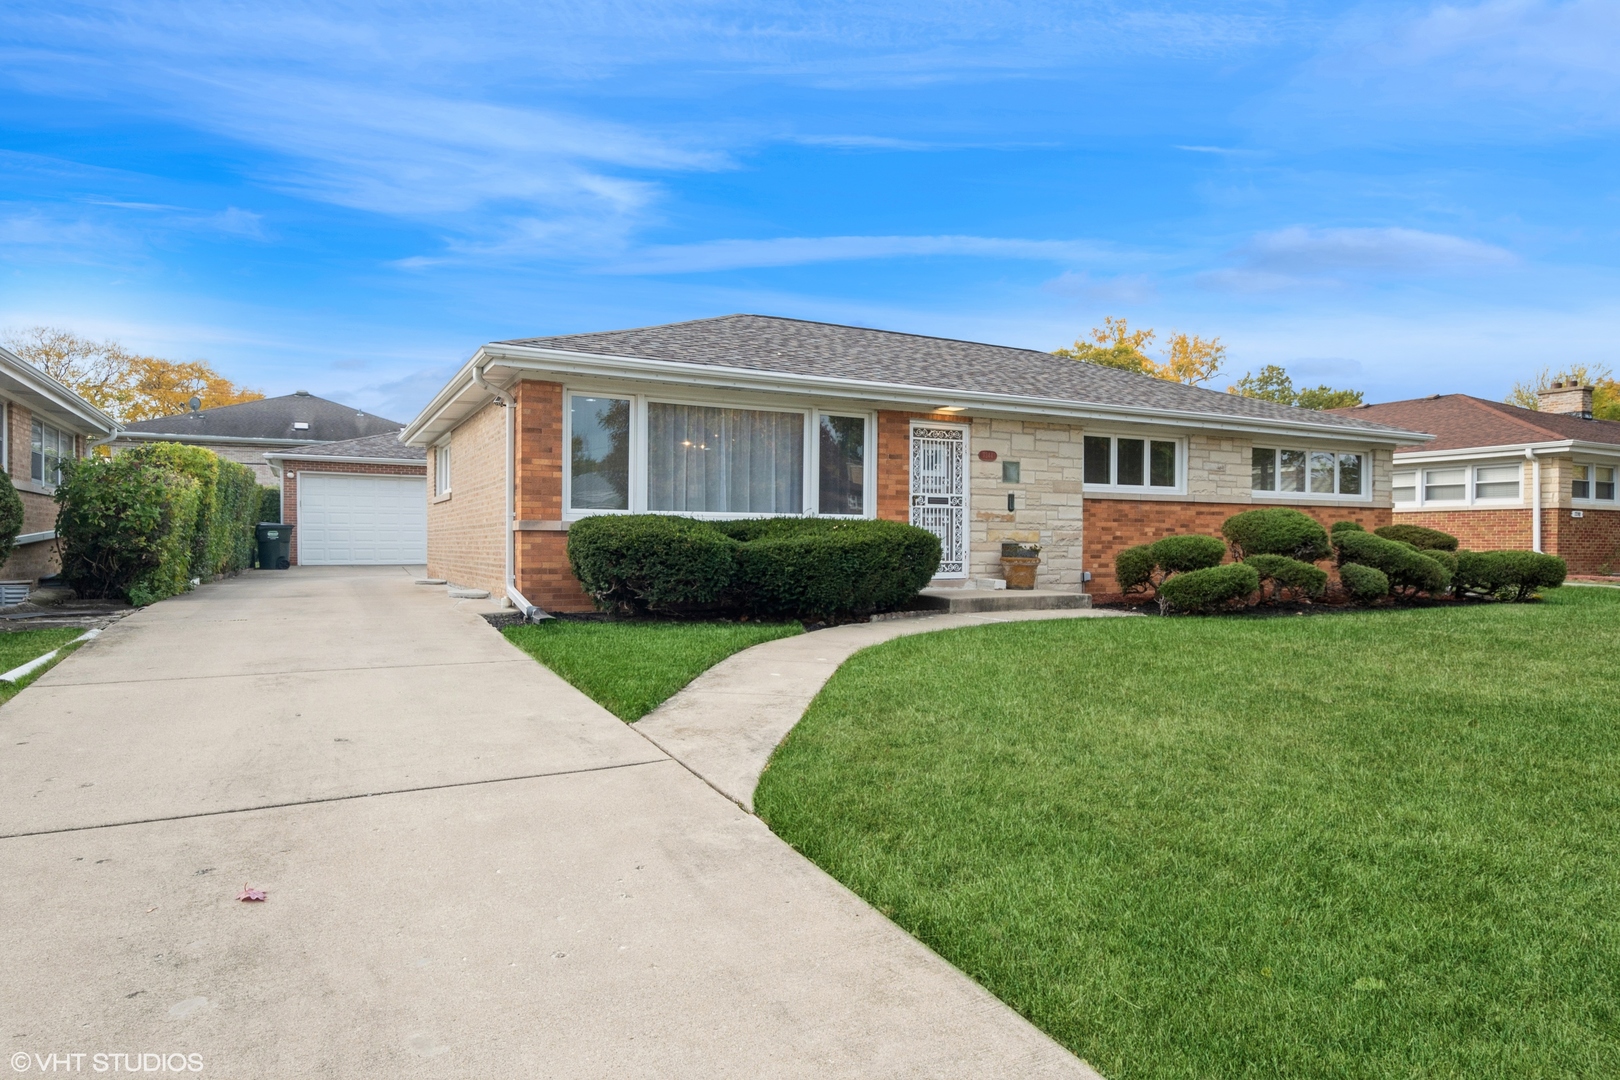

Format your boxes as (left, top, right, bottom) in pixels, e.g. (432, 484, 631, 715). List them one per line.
(1394, 437, 1620, 462)
(407, 342, 1433, 446)
(264, 452, 425, 466)
(0, 347, 119, 435)
(114, 431, 329, 446)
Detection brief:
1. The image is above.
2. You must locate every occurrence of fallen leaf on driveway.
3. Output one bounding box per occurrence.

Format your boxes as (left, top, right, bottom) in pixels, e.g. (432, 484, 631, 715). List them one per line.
(237, 885, 267, 902)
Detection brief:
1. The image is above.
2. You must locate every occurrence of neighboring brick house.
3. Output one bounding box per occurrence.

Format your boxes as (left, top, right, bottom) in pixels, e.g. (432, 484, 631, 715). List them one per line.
(110, 391, 407, 486)
(403, 315, 1427, 613)
(0, 345, 120, 586)
(1338, 386, 1620, 575)
(264, 432, 427, 566)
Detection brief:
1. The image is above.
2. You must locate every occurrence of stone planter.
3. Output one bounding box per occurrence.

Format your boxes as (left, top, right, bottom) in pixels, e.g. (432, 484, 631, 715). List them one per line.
(1000, 556, 1039, 590)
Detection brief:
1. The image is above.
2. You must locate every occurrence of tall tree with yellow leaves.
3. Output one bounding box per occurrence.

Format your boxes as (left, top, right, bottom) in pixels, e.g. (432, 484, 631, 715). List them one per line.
(1054, 317, 1225, 386)
(2, 327, 263, 423)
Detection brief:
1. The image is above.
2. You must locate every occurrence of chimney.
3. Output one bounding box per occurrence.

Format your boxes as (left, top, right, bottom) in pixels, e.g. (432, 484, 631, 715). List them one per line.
(1538, 381, 1594, 418)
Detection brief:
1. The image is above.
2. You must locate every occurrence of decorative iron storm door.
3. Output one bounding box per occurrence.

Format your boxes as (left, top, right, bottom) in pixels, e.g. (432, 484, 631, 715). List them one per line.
(910, 424, 967, 577)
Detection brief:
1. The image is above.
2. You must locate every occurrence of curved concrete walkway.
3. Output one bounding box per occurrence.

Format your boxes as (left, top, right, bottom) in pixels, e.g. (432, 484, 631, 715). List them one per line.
(636, 607, 1135, 812)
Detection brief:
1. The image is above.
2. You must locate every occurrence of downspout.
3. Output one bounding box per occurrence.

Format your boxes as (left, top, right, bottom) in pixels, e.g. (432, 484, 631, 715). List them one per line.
(474, 358, 541, 621)
(1526, 448, 1543, 554)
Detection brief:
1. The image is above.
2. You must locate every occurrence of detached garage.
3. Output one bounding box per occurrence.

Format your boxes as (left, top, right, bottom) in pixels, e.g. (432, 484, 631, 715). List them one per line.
(266, 432, 428, 566)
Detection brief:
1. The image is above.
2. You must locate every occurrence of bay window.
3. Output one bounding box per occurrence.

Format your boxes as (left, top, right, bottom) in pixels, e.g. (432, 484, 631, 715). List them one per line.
(564, 392, 871, 519)
(1083, 434, 1179, 490)
(1251, 447, 1364, 497)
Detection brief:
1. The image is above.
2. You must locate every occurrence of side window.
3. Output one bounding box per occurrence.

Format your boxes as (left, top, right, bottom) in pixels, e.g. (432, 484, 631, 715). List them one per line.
(435, 444, 451, 496)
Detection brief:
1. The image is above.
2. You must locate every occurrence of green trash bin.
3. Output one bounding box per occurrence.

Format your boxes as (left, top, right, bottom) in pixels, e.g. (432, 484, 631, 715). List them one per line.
(256, 523, 293, 570)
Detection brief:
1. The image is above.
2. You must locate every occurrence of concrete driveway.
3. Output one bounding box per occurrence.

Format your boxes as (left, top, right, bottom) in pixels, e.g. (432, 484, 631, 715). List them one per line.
(0, 567, 1097, 1079)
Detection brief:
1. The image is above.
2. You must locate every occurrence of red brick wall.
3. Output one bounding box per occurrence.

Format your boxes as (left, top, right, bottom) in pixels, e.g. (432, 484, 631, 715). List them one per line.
(513, 380, 592, 612)
(282, 459, 427, 566)
(1398, 509, 1533, 552)
(2, 401, 73, 582)
(1085, 499, 1392, 595)
(1545, 509, 1620, 575)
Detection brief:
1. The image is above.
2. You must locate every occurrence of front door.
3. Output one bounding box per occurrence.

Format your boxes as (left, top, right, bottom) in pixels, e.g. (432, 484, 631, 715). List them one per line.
(910, 423, 967, 578)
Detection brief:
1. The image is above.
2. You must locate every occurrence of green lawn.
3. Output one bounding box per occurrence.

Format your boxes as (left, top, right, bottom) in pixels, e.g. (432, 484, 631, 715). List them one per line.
(755, 588, 1620, 1079)
(0, 628, 93, 704)
(504, 618, 802, 720)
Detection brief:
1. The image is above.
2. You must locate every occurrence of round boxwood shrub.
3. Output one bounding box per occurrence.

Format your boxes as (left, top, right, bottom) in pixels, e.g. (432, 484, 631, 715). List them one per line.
(0, 472, 24, 572)
(1150, 534, 1226, 574)
(1454, 550, 1567, 602)
(1244, 553, 1328, 601)
(1114, 544, 1156, 595)
(1334, 529, 1451, 597)
(567, 514, 737, 614)
(1330, 520, 1365, 537)
(1221, 507, 1330, 562)
(1158, 562, 1259, 614)
(1339, 562, 1390, 604)
(1374, 523, 1459, 551)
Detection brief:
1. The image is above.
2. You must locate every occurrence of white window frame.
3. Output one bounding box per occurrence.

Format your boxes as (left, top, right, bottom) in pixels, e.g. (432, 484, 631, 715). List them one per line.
(1571, 460, 1620, 504)
(1250, 445, 1372, 502)
(434, 442, 451, 497)
(1081, 432, 1186, 495)
(1392, 457, 1528, 509)
(30, 417, 75, 489)
(560, 388, 876, 522)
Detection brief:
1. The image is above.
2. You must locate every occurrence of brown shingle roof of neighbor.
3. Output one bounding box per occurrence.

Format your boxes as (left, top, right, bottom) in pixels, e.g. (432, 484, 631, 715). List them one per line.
(121, 391, 405, 442)
(269, 430, 425, 461)
(1335, 395, 1620, 453)
(500, 315, 1419, 436)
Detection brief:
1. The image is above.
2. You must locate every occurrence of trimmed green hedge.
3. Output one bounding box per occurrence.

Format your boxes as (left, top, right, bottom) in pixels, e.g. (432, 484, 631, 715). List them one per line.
(1114, 535, 1225, 596)
(1221, 508, 1330, 562)
(1339, 562, 1390, 603)
(567, 514, 941, 619)
(1330, 520, 1365, 537)
(1158, 563, 1259, 614)
(1375, 523, 1459, 551)
(258, 485, 282, 525)
(0, 472, 23, 570)
(1454, 550, 1567, 602)
(1244, 554, 1328, 601)
(1334, 529, 1451, 597)
(56, 443, 259, 606)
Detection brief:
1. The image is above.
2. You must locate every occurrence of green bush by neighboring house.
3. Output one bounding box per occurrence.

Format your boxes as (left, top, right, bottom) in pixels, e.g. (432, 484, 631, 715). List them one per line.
(55, 442, 261, 606)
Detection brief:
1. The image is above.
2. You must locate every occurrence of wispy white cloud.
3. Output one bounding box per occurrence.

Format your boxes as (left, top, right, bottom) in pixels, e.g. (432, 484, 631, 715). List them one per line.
(1202, 225, 1516, 290)
(602, 234, 1112, 274)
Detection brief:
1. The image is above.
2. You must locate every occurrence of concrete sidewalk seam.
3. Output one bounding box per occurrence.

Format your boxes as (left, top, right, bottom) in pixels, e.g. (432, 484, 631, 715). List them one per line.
(0, 757, 671, 840)
(35, 656, 534, 688)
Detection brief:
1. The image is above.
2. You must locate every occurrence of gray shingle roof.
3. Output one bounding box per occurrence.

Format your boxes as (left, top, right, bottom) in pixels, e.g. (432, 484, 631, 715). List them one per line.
(501, 315, 1417, 435)
(271, 430, 424, 461)
(122, 392, 404, 442)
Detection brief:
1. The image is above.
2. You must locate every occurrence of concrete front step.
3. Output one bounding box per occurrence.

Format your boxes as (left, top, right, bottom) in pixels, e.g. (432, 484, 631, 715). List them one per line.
(914, 587, 1092, 614)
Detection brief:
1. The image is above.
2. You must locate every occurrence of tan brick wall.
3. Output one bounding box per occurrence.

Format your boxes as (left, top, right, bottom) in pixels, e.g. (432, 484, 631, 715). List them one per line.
(1084, 499, 1392, 597)
(425, 399, 508, 595)
(2, 401, 70, 583)
(281, 459, 428, 566)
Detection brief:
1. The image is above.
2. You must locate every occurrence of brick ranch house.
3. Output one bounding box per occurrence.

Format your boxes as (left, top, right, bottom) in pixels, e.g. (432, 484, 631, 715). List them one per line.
(0, 345, 119, 587)
(265, 432, 427, 566)
(1341, 385, 1620, 575)
(401, 316, 1430, 613)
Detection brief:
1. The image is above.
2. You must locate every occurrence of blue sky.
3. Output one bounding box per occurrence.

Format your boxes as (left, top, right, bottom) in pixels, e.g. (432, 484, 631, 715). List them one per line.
(2, 0, 1617, 424)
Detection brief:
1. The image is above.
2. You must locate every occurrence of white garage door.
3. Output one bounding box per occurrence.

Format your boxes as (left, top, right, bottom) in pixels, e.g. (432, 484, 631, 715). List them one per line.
(298, 473, 427, 565)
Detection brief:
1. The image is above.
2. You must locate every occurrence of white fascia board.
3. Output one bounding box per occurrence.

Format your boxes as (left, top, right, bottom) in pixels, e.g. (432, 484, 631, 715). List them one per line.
(1393, 440, 1573, 464)
(114, 431, 323, 446)
(0, 347, 119, 434)
(263, 453, 426, 466)
(406, 342, 1431, 446)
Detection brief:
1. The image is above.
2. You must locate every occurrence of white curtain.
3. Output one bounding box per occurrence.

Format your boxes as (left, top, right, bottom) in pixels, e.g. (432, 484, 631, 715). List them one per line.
(647, 404, 804, 513)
